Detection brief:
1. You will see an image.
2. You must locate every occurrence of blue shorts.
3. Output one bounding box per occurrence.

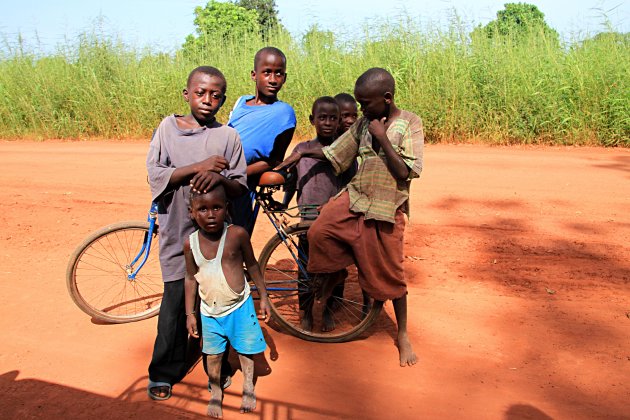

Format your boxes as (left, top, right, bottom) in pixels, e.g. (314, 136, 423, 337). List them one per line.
(200, 295, 267, 355)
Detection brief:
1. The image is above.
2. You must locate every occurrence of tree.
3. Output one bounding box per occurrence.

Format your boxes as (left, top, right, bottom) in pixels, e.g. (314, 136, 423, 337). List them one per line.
(182, 1, 259, 53)
(234, 0, 280, 31)
(475, 3, 559, 41)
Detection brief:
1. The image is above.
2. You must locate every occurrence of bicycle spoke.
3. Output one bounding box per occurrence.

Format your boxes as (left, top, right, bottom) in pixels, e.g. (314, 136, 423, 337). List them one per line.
(68, 223, 162, 322)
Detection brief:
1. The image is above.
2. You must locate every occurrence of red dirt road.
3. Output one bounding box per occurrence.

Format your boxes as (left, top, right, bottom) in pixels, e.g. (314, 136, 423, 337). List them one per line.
(1, 141, 628, 419)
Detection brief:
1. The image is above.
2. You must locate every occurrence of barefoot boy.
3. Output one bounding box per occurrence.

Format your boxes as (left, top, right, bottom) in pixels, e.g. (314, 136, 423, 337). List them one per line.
(284, 96, 356, 332)
(277, 68, 424, 366)
(228, 47, 296, 234)
(146, 66, 247, 400)
(184, 184, 271, 418)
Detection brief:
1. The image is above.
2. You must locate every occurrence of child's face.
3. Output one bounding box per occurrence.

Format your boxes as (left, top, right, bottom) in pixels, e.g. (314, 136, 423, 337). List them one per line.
(251, 53, 287, 99)
(183, 73, 226, 124)
(354, 86, 388, 121)
(338, 101, 358, 134)
(190, 191, 227, 235)
(310, 102, 339, 140)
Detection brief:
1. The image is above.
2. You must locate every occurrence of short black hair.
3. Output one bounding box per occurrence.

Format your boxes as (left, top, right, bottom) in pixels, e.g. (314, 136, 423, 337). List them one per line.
(334, 93, 356, 106)
(254, 46, 287, 70)
(189, 183, 227, 207)
(354, 67, 395, 96)
(187, 66, 227, 91)
(311, 96, 339, 115)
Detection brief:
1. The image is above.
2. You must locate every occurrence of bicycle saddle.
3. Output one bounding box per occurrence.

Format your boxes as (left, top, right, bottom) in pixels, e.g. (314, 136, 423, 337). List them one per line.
(259, 170, 286, 186)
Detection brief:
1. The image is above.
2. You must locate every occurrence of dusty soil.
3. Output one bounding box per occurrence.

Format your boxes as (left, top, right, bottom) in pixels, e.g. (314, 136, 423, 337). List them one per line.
(0, 141, 628, 419)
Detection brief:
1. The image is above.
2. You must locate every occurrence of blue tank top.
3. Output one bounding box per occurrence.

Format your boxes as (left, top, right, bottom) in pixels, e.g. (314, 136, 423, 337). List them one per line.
(228, 95, 296, 164)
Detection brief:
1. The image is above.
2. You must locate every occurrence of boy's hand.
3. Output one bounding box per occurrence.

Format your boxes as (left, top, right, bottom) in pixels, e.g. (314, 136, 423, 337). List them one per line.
(186, 315, 199, 338)
(274, 151, 301, 171)
(368, 117, 387, 141)
(199, 156, 230, 173)
(258, 296, 272, 323)
(190, 171, 222, 193)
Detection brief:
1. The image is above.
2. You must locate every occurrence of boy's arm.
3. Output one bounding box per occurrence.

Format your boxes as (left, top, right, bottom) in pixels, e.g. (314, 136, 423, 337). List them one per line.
(190, 171, 247, 198)
(237, 229, 271, 321)
(282, 165, 297, 206)
(247, 127, 295, 177)
(147, 128, 176, 202)
(183, 241, 200, 338)
(368, 118, 410, 180)
(169, 156, 228, 187)
(274, 146, 326, 171)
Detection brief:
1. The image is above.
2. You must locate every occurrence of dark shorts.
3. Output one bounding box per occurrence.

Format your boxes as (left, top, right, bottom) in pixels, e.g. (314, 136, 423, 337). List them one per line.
(307, 191, 407, 301)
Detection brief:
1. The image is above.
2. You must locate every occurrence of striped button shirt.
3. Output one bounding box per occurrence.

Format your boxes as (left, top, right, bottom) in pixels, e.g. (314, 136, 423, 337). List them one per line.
(322, 110, 424, 223)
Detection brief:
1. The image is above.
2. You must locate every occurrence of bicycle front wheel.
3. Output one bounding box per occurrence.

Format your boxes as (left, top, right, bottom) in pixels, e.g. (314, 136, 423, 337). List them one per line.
(258, 224, 382, 343)
(66, 221, 163, 323)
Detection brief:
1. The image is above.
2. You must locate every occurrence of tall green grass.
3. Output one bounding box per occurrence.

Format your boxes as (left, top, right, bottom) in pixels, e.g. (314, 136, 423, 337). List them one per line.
(0, 19, 628, 145)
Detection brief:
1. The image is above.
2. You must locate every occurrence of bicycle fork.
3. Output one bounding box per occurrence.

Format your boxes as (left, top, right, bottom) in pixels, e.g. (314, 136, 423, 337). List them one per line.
(126, 202, 158, 281)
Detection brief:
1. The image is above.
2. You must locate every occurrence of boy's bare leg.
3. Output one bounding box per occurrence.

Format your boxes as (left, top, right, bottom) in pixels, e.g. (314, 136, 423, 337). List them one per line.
(238, 354, 257, 413)
(321, 301, 335, 332)
(315, 270, 346, 304)
(301, 306, 313, 331)
(392, 294, 417, 367)
(205, 353, 224, 418)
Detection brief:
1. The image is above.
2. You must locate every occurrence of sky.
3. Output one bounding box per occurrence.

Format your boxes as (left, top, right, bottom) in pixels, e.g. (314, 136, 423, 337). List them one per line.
(1, 0, 628, 53)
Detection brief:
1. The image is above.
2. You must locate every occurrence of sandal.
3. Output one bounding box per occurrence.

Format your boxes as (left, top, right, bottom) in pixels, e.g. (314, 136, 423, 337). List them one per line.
(147, 380, 172, 401)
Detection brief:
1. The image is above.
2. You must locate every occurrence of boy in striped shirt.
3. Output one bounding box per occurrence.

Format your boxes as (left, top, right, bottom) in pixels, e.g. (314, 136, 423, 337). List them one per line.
(277, 68, 424, 366)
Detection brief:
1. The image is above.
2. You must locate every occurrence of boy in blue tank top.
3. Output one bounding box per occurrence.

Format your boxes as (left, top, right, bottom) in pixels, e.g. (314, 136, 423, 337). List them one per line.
(228, 46, 296, 234)
(184, 184, 271, 418)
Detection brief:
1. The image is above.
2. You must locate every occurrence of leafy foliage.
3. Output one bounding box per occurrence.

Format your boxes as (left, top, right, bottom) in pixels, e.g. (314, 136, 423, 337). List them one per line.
(182, 1, 259, 53)
(475, 3, 559, 42)
(234, 0, 279, 31)
(1, 5, 628, 145)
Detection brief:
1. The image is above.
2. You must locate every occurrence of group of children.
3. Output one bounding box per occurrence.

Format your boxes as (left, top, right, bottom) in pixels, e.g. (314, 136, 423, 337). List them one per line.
(145, 46, 424, 417)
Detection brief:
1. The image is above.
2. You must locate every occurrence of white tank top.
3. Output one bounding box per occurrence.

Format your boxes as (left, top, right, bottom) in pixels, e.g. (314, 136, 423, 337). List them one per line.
(189, 224, 250, 317)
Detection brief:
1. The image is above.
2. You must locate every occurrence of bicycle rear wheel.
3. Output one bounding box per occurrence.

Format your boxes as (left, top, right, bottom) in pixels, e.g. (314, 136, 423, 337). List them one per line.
(258, 224, 382, 343)
(66, 221, 162, 323)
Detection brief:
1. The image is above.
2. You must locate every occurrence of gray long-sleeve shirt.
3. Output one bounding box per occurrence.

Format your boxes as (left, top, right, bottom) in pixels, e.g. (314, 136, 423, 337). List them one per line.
(146, 115, 247, 282)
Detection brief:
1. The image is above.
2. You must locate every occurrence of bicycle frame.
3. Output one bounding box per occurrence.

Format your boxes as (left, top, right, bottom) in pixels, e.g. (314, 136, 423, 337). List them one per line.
(126, 202, 158, 280)
(251, 184, 316, 292)
(130, 186, 313, 290)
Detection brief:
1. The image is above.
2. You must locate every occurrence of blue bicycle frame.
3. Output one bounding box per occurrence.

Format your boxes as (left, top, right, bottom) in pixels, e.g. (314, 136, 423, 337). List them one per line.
(126, 202, 158, 281)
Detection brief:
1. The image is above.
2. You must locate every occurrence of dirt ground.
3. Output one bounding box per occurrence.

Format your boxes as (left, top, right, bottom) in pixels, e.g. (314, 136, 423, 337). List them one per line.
(0, 140, 628, 419)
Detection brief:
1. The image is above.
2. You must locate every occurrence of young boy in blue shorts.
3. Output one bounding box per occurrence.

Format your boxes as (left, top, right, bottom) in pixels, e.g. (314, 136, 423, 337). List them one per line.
(146, 66, 248, 400)
(284, 96, 356, 332)
(228, 46, 296, 234)
(277, 68, 424, 367)
(184, 184, 271, 418)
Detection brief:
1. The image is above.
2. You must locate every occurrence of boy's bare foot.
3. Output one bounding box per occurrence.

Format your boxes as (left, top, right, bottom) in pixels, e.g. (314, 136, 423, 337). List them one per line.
(207, 396, 223, 418)
(321, 307, 335, 332)
(300, 309, 313, 331)
(397, 332, 417, 367)
(240, 390, 257, 414)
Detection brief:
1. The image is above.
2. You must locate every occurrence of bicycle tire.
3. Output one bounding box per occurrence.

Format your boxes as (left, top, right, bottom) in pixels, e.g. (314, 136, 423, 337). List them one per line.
(66, 221, 163, 323)
(258, 224, 382, 343)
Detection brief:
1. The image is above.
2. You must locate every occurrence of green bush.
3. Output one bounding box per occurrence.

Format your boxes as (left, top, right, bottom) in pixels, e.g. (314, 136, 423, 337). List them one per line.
(0, 18, 627, 145)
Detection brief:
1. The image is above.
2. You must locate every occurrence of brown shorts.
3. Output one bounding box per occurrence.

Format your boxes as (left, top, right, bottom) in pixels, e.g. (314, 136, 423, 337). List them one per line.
(306, 191, 407, 301)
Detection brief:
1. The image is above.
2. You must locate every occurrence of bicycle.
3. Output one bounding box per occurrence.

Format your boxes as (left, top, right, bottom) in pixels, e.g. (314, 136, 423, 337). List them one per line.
(66, 171, 383, 342)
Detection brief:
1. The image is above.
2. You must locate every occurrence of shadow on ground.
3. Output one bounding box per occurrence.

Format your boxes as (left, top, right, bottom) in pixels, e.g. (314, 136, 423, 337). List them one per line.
(1, 370, 345, 419)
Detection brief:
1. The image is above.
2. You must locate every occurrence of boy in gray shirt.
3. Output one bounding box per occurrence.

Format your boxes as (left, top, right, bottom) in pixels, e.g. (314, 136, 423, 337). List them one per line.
(146, 66, 247, 400)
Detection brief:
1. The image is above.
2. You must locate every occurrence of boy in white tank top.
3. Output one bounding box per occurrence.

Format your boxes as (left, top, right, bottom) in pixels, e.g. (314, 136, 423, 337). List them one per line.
(184, 184, 271, 418)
